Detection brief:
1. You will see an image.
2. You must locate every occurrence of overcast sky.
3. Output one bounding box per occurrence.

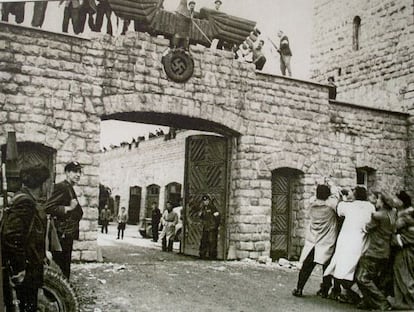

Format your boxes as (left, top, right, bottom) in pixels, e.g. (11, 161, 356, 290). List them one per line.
(1, 0, 314, 148)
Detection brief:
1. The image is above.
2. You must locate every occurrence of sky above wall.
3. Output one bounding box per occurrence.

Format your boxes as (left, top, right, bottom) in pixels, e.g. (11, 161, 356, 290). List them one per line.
(0, 0, 314, 148)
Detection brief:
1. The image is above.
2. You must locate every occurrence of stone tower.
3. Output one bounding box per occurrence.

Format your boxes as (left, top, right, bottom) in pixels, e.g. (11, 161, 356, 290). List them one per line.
(310, 0, 414, 112)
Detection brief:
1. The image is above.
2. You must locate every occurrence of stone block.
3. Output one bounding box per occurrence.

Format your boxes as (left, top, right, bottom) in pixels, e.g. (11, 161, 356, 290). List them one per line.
(80, 250, 98, 262)
(236, 250, 249, 259)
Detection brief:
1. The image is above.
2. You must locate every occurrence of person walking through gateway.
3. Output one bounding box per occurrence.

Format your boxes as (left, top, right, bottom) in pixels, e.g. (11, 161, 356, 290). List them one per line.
(292, 182, 340, 298)
(159, 201, 178, 252)
(117, 207, 128, 239)
(151, 201, 161, 242)
(100, 204, 111, 234)
(2, 164, 50, 312)
(45, 161, 84, 279)
(198, 194, 220, 260)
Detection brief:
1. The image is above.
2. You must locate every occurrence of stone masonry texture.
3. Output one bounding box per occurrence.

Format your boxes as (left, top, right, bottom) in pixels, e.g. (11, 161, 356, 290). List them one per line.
(310, 0, 414, 112)
(0, 20, 412, 261)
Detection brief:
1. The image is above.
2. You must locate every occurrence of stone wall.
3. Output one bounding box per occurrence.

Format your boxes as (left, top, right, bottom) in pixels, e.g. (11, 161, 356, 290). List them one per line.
(310, 0, 414, 112)
(0, 22, 411, 261)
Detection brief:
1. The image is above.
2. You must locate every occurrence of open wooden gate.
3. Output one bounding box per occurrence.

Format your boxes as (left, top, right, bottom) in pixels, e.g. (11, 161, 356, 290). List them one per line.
(182, 135, 229, 259)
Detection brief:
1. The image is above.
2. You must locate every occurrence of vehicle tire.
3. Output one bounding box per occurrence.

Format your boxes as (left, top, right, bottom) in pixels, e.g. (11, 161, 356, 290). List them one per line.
(47, 259, 63, 275)
(146, 225, 153, 238)
(38, 267, 79, 312)
(139, 229, 147, 238)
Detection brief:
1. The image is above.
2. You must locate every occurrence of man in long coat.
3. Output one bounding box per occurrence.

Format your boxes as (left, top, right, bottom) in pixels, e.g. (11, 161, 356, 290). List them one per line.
(292, 183, 339, 297)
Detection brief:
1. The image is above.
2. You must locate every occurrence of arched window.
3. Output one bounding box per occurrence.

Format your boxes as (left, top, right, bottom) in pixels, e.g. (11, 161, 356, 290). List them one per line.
(353, 16, 361, 51)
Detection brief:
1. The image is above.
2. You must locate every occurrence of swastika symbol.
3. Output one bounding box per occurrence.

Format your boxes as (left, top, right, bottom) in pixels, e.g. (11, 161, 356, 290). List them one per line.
(171, 56, 187, 75)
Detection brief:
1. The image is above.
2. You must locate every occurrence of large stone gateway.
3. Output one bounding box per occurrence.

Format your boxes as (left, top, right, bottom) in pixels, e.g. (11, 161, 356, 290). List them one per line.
(0, 14, 412, 261)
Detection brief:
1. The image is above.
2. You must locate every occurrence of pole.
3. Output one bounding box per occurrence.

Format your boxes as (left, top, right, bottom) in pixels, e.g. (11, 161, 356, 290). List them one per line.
(2, 163, 8, 208)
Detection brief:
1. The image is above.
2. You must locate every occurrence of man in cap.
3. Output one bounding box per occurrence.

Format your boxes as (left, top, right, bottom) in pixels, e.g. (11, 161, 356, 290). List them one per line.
(188, 0, 198, 18)
(45, 161, 84, 279)
(198, 194, 220, 259)
(214, 0, 222, 11)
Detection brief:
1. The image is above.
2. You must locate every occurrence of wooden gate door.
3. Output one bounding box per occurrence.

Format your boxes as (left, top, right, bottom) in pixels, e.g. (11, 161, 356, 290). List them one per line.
(271, 175, 291, 260)
(183, 135, 229, 259)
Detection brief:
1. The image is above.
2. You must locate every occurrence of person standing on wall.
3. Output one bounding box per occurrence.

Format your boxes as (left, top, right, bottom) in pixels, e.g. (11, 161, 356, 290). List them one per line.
(151, 201, 161, 242)
(277, 30, 292, 77)
(328, 76, 337, 100)
(45, 161, 84, 279)
(199, 194, 220, 260)
(2, 164, 50, 312)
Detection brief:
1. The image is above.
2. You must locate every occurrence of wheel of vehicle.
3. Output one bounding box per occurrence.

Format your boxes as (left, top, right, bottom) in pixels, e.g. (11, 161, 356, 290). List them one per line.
(139, 229, 147, 238)
(146, 225, 153, 238)
(38, 267, 79, 312)
(47, 259, 63, 275)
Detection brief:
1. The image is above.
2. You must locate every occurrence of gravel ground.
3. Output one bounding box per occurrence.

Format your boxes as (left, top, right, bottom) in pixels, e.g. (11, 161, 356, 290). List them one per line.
(70, 224, 358, 312)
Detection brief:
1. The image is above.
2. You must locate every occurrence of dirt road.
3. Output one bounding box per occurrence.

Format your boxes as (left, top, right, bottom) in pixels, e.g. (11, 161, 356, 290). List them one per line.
(71, 224, 356, 312)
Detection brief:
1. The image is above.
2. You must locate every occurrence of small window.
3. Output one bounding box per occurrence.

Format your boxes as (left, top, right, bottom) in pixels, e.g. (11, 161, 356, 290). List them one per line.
(356, 167, 376, 190)
(353, 16, 361, 51)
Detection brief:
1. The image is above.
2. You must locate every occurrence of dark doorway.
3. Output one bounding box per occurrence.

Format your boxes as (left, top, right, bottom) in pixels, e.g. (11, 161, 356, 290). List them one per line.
(128, 186, 142, 225)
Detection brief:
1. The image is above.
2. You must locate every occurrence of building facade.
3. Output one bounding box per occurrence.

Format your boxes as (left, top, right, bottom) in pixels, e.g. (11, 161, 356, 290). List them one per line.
(0, 0, 413, 261)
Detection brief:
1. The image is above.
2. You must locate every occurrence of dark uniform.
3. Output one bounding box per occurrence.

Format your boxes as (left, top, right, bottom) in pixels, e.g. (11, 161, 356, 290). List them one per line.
(45, 180, 83, 279)
(199, 195, 220, 259)
(151, 206, 161, 242)
(2, 188, 46, 312)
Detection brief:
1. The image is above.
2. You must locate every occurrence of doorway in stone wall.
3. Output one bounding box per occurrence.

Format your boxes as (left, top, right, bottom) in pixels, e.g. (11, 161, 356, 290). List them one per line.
(271, 167, 304, 261)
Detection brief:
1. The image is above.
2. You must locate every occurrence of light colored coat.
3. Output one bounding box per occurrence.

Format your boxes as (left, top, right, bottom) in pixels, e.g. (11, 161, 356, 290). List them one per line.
(324, 200, 375, 280)
(159, 210, 178, 242)
(299, 196, 339, 265)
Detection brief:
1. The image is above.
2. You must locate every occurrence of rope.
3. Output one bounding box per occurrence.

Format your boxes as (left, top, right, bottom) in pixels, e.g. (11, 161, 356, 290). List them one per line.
(190, 18, 212, 44)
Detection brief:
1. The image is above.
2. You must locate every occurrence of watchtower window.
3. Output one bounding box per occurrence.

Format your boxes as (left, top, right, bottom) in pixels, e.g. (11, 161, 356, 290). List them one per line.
(353, 16, 361, 50)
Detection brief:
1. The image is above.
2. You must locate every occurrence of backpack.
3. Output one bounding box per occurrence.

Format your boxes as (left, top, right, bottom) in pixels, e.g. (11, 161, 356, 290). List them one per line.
(1, 193, 46, 266)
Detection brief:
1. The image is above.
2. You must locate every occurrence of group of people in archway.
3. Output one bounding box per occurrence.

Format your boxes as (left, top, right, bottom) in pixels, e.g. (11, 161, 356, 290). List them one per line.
(292, 181, 414, 311)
